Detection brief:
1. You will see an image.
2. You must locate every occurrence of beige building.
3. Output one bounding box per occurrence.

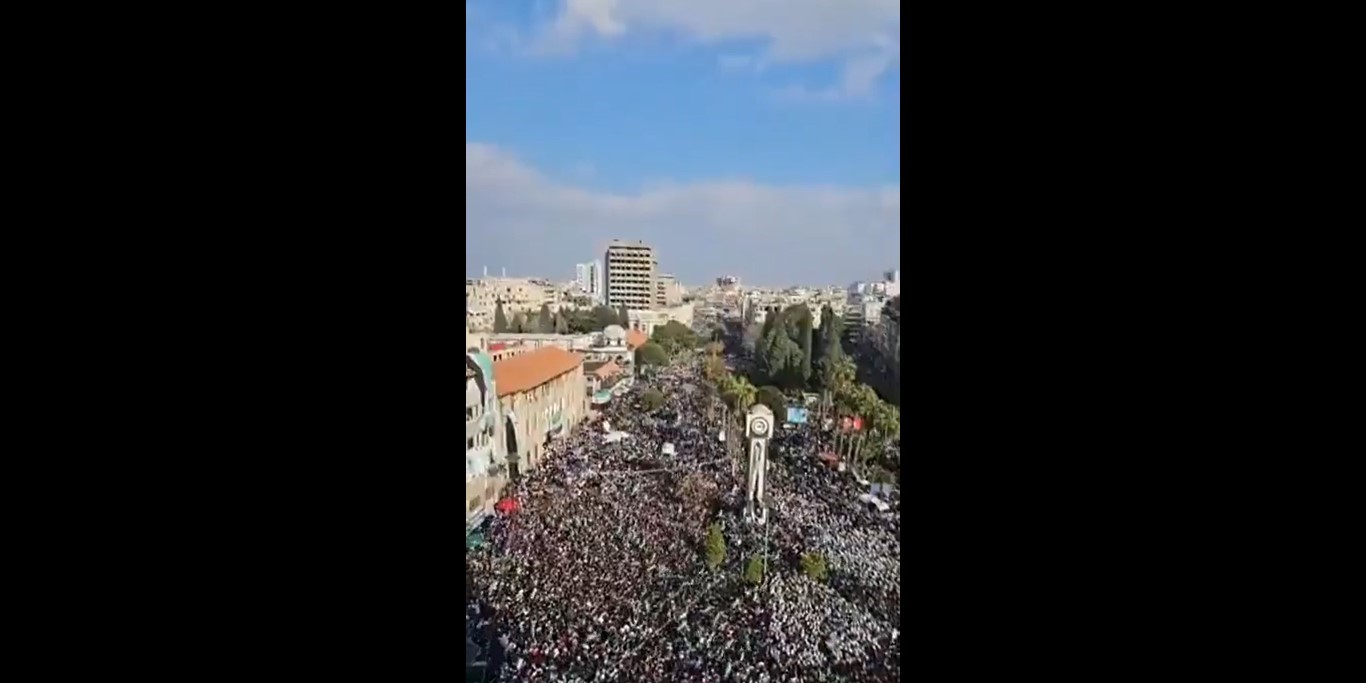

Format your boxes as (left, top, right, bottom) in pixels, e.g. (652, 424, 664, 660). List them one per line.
(628, 303, 695, 336)
(466, 278, 569, 332)
(494, 347, 589, 472)
(605, 240, 657, 310)
(656, 273, 683, 307)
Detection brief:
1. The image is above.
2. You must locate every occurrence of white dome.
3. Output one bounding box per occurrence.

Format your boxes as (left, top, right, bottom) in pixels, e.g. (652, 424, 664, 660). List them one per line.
(603, 324, 626, 341)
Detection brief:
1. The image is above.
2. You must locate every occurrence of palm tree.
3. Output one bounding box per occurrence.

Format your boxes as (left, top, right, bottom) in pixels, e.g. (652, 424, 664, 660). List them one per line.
(862, 401, 897, 471)
(703, 355, 727, 383)
(725, 375, 757, 417)
(847, 384, 881, 468)
(826, 356, 858, 415)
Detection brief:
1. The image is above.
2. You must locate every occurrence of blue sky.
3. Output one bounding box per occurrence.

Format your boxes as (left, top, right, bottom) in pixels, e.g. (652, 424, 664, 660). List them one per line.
(466, 0, 900, 287)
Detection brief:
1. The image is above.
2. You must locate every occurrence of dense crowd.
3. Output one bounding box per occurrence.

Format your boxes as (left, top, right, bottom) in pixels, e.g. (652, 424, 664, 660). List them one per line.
(466, 358, 901, 683)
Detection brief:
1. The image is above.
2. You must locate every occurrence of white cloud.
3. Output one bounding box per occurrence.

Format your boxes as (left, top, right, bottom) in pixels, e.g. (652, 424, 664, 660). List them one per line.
(466, 142, 900, 286)
(527, 0, 900, 95)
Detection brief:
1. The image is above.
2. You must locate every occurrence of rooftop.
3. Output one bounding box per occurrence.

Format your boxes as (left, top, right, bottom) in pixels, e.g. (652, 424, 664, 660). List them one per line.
(626, 329, 648, 350)
(492, 347, 585, 397)
(584, 360, 624, 379)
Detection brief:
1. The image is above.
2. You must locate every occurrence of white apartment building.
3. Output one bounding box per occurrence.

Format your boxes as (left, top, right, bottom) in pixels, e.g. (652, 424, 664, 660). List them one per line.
(575, 260, 605, 303)
(605, 240, 658, 310)
(842, 295, 886, 345)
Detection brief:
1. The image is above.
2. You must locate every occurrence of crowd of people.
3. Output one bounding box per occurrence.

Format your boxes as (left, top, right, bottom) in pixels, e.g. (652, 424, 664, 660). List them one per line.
(466, 357, 901, 682)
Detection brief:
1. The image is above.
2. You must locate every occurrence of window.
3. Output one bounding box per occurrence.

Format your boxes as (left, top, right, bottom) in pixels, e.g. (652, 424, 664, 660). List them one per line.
(467, 437, 475, 450)
(469, 495, 483, 512)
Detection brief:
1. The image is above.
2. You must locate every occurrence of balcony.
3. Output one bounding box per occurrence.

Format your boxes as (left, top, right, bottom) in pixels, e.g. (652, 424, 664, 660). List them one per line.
(467, 415, 483, 441)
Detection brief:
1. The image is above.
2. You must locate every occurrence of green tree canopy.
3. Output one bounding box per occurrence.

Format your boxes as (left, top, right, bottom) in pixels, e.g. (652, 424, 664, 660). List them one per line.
(799, 553, 828, 582)
(641, 387, 666, 411)
(719, 374, 757, 414)
(635, 342, 668, 367)
(744, 555, 764, 585)
(705, 522, 725, 568)
(537, 304, 554, 333)
(617, 305, 630, 327)
(756, 386, 786, 420)
(761, 307, 780, 339)
(652, 320, 699, 356)
(554, 311, 569, 334)
(510, 312, 527, 333)
(493, 301, 509, 333)
(591, 306, 620, 331)
(758, 326, 804, 389)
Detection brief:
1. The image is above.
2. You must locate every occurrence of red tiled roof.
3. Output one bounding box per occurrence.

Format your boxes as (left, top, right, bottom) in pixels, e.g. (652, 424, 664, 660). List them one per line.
(590, 360, 622, 379)
(493, 347, 584, 397)
(626, 329, 648, 350)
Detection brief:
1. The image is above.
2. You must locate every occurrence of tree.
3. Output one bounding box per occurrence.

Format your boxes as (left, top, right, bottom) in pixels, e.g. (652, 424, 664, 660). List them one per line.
(722, 375, 757, 415)
(761, 307, 781, 340)
(741, 323, 763, 354)
(617, 305, 630, 328)
(704, 341, 723, 357)
(641, 388, 666, 411)
(537, 304, 554, 333)
(758, 326, 803, 389)
(510, 312, 527, 333)
(493, 301, 509, 333)
(820, 353, 855, 399)
(820, 308, 846, 370)
(799, 553, 828, 582)
(652, 320, 698, 356)
(744, 555, 764, 585)
(796, 309, 814, 387)
(591, 306, 619, 331)
(554, 312, 569, 335)
(843, 384, 885, 467)
(705, 523, 726, 568)
(756, 386, 786, 421)
(635, 342, 668, 368)
(812, 305, 836, 368)
(703, 355, 727, 383)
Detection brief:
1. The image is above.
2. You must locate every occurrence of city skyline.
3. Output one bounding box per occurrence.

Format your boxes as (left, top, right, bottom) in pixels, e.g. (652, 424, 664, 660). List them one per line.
(465, 0, 900, 286)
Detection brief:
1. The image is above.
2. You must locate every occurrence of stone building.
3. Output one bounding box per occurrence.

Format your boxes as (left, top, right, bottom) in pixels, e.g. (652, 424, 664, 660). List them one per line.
(493, 347, 589, 473)
(465, 350, 506, 528)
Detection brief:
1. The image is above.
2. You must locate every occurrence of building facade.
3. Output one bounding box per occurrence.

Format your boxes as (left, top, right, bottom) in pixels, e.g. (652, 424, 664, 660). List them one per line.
(605, 240, 658, 310)
(576, 260, 605, 304)
(494, 347, 589, 473)
(466, 277, 570, 332)
(656, 273, 683, 307)
(627, 303, 695, 336)
(466, 350, 507, 527)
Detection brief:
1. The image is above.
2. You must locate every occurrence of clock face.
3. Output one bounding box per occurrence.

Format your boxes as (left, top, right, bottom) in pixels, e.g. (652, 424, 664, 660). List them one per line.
(751, 417, 770, 436)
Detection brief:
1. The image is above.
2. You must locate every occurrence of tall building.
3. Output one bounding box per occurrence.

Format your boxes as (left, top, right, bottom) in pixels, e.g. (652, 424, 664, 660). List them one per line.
(604, 240, 657, 310)
(656, 273, 681, 307)
(883, 268, 901, 298)
(575, 260, 604, 303)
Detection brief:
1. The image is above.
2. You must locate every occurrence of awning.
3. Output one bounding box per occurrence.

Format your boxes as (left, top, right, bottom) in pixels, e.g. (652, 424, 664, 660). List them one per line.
(495, 497, 520, 514)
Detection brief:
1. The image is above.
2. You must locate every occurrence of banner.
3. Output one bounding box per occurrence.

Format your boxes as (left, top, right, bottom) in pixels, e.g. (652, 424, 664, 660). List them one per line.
(786, 407, 809, 424)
